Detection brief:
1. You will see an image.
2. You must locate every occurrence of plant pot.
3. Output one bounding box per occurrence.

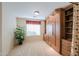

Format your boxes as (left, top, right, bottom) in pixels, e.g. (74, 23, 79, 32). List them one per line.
(19, 42, 23, 45)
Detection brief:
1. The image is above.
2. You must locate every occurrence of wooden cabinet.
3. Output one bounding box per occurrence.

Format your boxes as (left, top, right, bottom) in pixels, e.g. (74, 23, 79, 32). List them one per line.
(55, 8, 65, 53)
(43, 8, 64, 53)
(61, 4, 73, 56)
(61, 39, 71, 56)
(44, 4, 79, 56)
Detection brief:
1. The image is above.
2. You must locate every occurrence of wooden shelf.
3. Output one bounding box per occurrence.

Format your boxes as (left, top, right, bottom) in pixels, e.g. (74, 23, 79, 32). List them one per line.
(65, 38, 72, 41)
(65, 12, 73, 16)
(65, 27, 72, 28)
(65, 20, 73, 22)
(66, 33, 72, 34)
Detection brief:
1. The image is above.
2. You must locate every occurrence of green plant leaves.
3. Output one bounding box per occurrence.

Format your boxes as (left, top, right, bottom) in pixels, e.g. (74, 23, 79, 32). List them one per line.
(15, 27, 25, 45)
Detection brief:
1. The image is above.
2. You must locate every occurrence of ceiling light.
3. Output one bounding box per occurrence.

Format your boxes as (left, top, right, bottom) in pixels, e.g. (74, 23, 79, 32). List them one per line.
(34, 11, 39, 15)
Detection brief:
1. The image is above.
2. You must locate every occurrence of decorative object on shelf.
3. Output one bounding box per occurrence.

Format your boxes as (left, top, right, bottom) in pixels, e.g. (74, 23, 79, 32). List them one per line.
(15, 27, 25, 45)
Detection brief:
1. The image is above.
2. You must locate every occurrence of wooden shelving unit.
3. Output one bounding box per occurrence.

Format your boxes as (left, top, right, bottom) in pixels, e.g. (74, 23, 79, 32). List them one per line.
(64, 6, 73, 41)
(65, 12, 73, 16)
(61, 5, 73, 56)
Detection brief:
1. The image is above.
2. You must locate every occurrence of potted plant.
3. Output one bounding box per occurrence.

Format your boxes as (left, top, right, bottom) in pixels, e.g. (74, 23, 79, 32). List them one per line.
(15, 27, 25, 45)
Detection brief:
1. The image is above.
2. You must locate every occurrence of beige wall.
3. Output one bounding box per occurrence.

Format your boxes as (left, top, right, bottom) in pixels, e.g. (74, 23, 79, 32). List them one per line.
(2, 3, 16, 55)
(0, 2, 2, 55)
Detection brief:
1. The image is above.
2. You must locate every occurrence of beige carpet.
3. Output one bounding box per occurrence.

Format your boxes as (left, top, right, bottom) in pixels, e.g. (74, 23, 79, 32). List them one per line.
(8, 38, 61, 56)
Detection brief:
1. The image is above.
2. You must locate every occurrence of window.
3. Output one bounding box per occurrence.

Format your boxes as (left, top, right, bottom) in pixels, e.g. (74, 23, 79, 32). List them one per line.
(26, 21, 41, 36)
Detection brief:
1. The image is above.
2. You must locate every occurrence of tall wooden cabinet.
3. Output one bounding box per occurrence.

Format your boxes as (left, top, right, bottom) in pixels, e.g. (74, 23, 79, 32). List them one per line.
(44, 15, 56, 48)
(43, 8, 64, 53)
(54, 8, 65, 53)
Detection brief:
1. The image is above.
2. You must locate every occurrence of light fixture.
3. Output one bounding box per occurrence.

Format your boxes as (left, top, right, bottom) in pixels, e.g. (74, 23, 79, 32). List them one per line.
(34, 11, 39, 16)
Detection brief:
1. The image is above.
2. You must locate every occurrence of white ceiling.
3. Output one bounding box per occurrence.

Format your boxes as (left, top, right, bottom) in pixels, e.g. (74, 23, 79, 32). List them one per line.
(6, 2, 71, 20)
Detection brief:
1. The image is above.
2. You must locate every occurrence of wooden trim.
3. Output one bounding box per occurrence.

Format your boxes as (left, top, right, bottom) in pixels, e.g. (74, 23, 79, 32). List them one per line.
(64, 4, 73, 11)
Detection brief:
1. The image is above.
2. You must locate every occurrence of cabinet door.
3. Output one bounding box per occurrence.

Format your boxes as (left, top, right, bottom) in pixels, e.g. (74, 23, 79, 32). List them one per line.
(44, 16, 56, 48)
(46, 24, 53, 35)
(55, 13, 61, 53)
(49, 36, 55, 46)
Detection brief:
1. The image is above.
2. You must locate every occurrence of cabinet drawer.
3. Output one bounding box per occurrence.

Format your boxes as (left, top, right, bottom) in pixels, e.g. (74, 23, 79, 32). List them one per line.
(62, 50, 70, 56)
(62, 45, 71, 51)
(62, 48, 71, 56)
(62, 48, 71, 53)
(62, 40, 71, 46)
(61, 39, 71, 56)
